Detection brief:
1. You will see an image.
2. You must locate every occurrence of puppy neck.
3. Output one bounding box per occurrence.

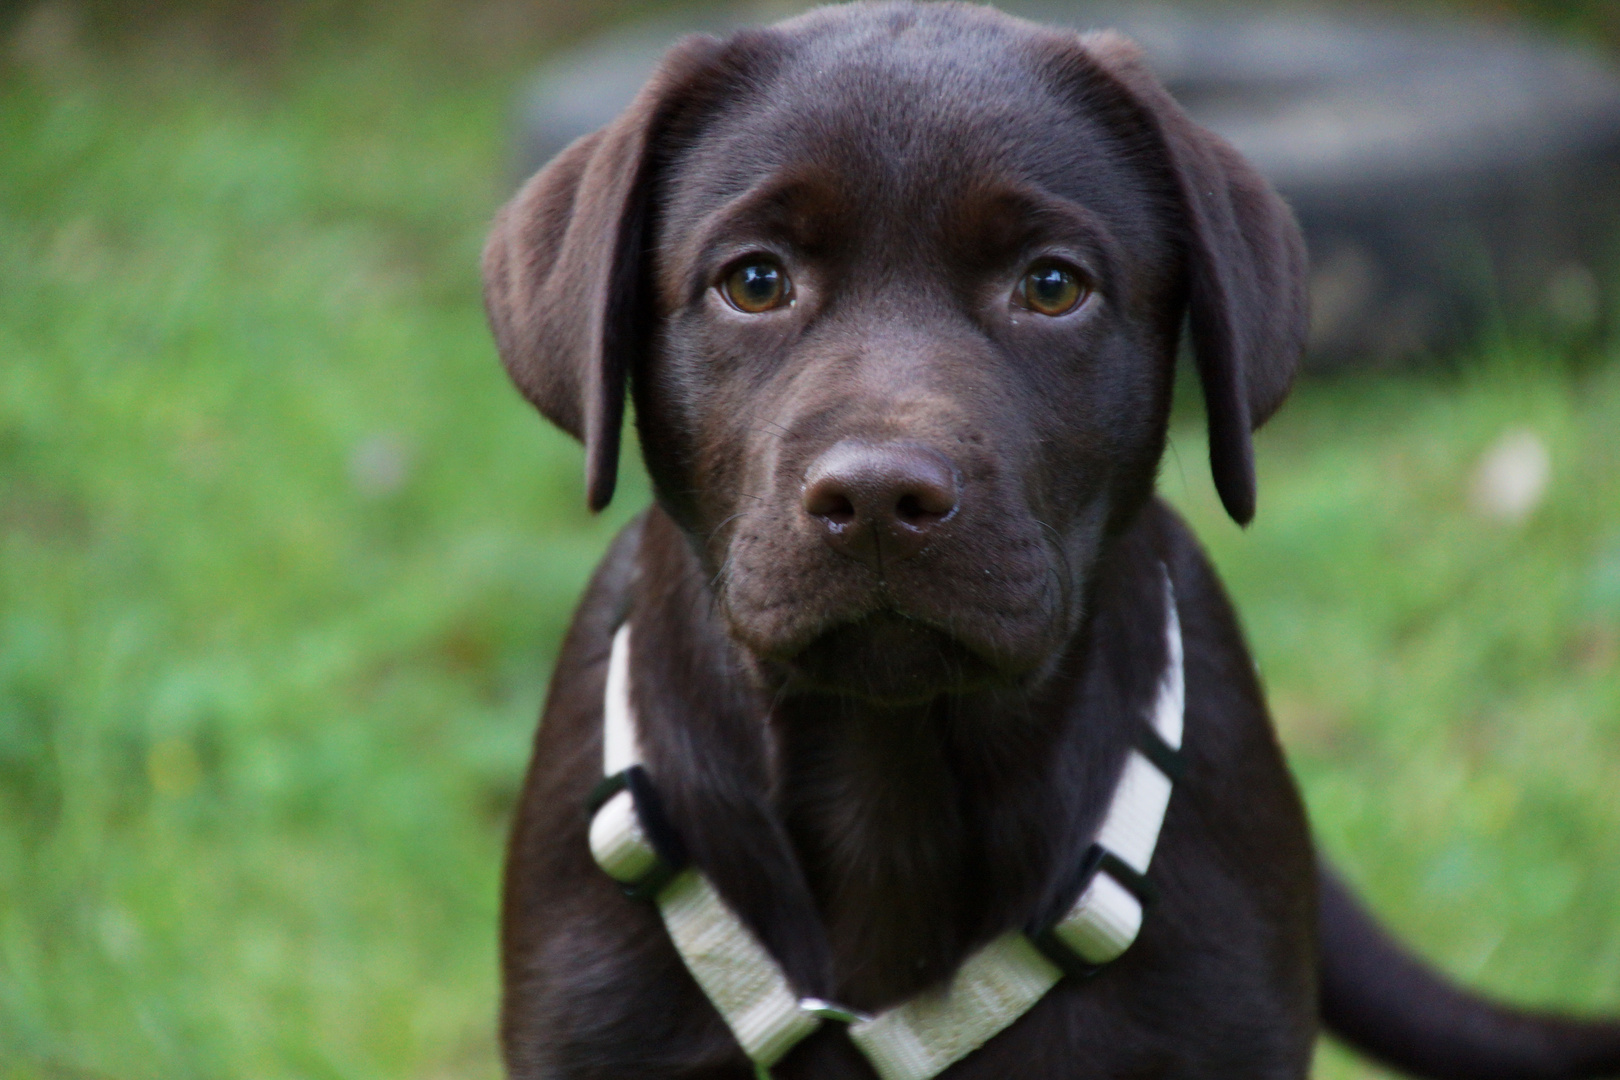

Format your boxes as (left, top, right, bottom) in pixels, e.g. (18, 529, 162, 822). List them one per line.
(627, 503, 1166, 1009)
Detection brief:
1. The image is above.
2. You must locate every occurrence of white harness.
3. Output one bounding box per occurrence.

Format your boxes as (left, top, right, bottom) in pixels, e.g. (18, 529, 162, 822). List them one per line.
(586, 573, 1185, 1080)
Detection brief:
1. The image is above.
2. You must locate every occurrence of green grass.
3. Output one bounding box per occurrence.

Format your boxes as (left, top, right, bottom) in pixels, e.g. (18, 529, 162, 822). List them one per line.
(0, 12, 1617, 1080)
(0, 17, 648, 1079)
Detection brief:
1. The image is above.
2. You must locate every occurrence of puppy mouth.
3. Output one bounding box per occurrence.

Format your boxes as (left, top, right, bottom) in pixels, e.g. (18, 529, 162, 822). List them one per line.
(718, 500, 1084, 701)
(775, 611, 1006, 705)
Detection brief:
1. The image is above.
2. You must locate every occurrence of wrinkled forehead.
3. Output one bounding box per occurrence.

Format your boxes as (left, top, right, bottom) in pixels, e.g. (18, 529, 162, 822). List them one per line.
(657, 9, 1171, 258)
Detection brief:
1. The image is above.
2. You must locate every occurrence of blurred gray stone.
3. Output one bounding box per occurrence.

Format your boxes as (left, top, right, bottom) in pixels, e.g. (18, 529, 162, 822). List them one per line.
(510, 3, 1620, 367)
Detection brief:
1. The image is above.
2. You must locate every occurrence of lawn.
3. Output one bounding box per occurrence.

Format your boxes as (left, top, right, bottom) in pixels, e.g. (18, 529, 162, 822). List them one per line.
(0, 7, 1616, 1080)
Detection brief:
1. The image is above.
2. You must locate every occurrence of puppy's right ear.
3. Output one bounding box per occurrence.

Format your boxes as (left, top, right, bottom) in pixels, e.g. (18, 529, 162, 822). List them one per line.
(482, 35, 726, 511)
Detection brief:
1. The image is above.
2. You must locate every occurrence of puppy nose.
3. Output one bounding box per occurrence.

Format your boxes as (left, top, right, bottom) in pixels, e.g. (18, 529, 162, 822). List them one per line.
(802, 441, 959, 566)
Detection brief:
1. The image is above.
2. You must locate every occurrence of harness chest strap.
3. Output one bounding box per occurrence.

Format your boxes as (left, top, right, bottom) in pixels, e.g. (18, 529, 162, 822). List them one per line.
(586, 572, 1185, 1080)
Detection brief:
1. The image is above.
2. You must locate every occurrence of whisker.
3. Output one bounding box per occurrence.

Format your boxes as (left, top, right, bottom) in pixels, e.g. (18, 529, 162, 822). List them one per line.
(750, 414, 792, 442)
(707, 511, 749, 542)
(1035, 520, 1075, 625)
(710, 551, 737, 591)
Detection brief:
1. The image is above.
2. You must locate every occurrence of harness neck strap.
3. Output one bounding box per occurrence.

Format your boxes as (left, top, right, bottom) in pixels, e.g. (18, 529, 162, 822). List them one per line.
(587, 569, 1185, 1080)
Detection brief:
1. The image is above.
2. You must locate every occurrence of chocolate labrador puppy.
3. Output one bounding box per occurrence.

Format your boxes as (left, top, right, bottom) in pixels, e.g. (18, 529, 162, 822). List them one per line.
(482, 3, 1620, 1078)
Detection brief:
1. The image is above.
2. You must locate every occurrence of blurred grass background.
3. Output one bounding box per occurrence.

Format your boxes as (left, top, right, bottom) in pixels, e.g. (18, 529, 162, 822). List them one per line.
(0, 2, 1616, 1078)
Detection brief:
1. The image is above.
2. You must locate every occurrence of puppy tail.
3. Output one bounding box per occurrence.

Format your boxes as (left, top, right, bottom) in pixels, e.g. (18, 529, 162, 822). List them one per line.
(1319, 862, 1620, 1079)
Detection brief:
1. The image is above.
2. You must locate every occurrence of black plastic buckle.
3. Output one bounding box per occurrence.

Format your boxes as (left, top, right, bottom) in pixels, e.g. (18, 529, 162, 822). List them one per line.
(586, 764, 688, 901)
(1029, 925, 1106, 982)
(1137, 725, 1187, 782)
(1028, 843, 1158, 981)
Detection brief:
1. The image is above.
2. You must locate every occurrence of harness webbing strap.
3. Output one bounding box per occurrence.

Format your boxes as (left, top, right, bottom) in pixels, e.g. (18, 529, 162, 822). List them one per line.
(659, 867, 822, 1065)
(587, 570, 1184, 1079)
(846, 932, 1062, 1080)
(594, 624, 821, 1069)
(1047, 585, 1184, 967)
(601, 623, 637, 775)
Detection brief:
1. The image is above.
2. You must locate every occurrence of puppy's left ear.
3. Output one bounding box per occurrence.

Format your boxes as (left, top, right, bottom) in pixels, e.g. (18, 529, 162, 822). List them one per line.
(1081, 32, 1309, 525)
(482, 34, 727, 511)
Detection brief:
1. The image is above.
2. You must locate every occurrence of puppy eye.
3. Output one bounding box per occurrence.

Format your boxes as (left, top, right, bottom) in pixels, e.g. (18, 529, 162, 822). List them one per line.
(721, 259, 791, 313)
(1015, 261, 1088, 317)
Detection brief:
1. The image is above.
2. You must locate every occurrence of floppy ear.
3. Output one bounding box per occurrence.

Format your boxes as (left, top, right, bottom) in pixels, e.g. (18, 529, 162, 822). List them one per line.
(482, 35, 726, 511)
(1081, 32, 1309, 525)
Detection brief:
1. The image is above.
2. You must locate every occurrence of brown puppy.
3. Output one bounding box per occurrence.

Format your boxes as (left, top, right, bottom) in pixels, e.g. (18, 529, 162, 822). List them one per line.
(483, 4, 1620, 1078)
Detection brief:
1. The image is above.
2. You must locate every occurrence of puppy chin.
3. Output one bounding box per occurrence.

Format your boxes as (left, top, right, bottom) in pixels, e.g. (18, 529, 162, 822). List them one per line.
(775, 612, 1008, 705)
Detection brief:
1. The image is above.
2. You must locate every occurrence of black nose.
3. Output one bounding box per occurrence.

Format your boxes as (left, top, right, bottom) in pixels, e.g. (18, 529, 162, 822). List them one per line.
(802, 441, 959, 566)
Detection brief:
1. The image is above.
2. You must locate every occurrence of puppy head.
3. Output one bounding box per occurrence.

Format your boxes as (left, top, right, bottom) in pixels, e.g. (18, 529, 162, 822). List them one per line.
(484, 2, 1306, 703)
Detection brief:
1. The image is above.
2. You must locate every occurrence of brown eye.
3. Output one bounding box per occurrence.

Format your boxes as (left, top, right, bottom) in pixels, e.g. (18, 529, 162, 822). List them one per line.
(1016, 262, 1087, 316)
(722, 259, 791, 313)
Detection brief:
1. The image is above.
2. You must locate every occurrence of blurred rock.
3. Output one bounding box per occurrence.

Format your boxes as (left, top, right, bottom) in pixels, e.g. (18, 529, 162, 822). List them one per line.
(510, 2, 1620, 368)
(1469, 428, 1551, 523)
